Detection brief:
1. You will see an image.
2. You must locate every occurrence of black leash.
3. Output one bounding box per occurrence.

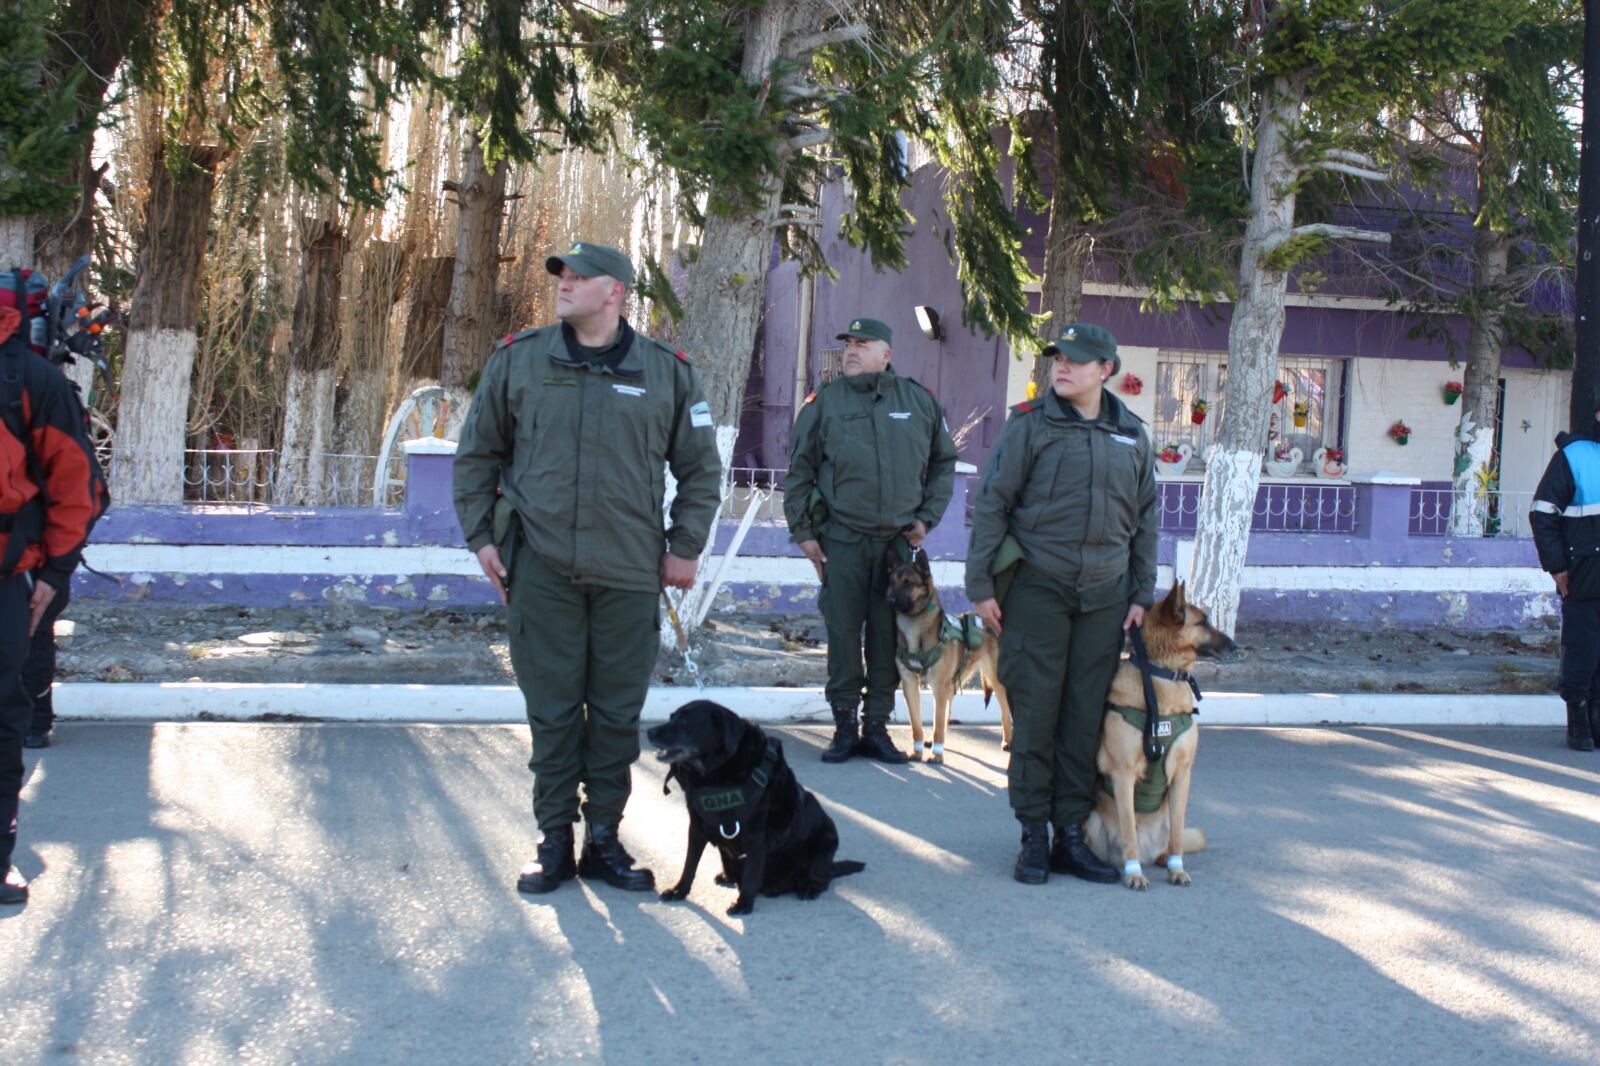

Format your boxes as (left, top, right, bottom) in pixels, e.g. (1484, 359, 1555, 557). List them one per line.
(1127, 625, 1205, 764)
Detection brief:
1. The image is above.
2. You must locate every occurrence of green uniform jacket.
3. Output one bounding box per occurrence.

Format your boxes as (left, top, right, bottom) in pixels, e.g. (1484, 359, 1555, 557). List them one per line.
(782, 368, 959, 542)
(452, 321, 723, 594)
(964, 389, 1157, 609)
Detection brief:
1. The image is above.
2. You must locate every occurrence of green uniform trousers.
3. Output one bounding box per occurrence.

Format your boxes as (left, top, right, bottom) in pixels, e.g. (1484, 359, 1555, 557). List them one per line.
(506, 539, 659, 831)
(819, 532, 904, 722)
(997, 562, 1127, 826)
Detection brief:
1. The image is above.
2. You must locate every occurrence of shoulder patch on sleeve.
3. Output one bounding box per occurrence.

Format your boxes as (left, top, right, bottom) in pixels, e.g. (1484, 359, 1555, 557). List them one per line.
(802, 391, 817, 406)
(496, 326, 542, 349)
(675, 348, 691, 364)
(1012, 401, 1039, 415)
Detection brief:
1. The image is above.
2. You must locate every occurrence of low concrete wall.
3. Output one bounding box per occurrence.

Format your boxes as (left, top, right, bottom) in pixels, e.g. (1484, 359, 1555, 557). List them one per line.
(76, 447, 1552, 629)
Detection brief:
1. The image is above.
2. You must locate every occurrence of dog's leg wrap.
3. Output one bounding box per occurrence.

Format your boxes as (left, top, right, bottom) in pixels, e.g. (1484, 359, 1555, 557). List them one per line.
(1123, 859, 1143, 879)
(931, 743, 944, 757)
(1166, 855, 1184, 873)
(913, 741, 925, 755)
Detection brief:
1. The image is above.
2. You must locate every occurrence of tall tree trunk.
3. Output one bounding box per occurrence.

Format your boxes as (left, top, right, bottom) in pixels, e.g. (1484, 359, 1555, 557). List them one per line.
(677, 0, 791, 456)
(276, 216, 346, 505)
(1448, 224, 1511, 537)
(112, 143, 226, 503)
(0, 216, 35, 271)
(1189, 74, 1306, 635)
(1573, 0, 1600, 431)
(441, 139, 507, 393)
(1029, 182, 1093, 396)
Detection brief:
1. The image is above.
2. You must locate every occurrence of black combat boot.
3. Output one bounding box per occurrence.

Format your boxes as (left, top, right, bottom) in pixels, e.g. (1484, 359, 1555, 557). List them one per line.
(578, 822, 654, 891)
(1049, 821, 1120, 883)
(821, 703, 859, 763)
(1567, 700, 1596, 752)
(516, 825, 576, 895)
(1589, 700, 1600, 750)
(855, 718, 909, 764)
(22, 728, 50, 750)
(1014, 820, 1049, 884)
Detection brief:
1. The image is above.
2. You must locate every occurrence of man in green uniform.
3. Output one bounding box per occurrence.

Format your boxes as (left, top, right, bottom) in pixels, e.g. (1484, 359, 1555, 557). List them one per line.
(454, 241, 722, 896)
(966, 322, 1156, 884)
(784, 317, 960, 763)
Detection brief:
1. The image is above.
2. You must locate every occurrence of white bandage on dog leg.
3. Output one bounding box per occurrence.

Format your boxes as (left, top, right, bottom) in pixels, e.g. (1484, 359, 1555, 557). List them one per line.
(1123, 859, 1143, 879)
(1166, 855, 1184, 872)
(913, 741, 925, 755)
(931, 743, 945, 756)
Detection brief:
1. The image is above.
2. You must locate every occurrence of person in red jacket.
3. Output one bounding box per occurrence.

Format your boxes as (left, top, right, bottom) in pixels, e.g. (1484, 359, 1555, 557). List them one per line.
(0, 270, 108, 906)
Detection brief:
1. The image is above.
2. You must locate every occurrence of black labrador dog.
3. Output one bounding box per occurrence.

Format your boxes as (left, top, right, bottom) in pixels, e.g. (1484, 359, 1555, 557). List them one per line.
(648, 699, 865, 916)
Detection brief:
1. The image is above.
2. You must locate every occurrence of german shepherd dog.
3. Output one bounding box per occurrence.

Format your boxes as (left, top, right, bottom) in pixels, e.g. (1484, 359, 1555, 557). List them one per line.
(1085, 582, 1234, 890)
(649, 700, 865, 916)
(885, 546, 1012, 762)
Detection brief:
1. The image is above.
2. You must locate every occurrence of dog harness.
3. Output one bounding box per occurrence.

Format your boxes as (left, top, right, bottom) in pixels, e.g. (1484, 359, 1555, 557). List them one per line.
(670, 739, 784, 844)
(896, 604, 985, 677)
(1099, 705, 1196, 813)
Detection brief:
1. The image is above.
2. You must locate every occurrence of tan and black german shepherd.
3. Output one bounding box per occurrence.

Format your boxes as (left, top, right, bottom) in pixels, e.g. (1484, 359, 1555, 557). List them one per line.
(1085, 582, 1234, 889)
(885, 546, 1012, 762)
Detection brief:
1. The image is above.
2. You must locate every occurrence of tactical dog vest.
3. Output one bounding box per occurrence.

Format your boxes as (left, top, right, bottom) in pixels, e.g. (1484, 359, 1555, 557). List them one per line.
(897, 609, 985, 676)
(683, 739, 783, 844)
(1100, 705, 1195, 814)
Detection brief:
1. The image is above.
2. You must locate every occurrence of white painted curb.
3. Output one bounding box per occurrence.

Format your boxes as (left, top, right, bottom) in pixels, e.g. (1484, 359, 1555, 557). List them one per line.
(55, 683, 1564, 727)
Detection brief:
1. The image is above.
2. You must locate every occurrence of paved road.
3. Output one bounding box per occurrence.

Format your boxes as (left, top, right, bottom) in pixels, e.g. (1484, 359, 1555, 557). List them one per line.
(3, 722, 1598, 1065)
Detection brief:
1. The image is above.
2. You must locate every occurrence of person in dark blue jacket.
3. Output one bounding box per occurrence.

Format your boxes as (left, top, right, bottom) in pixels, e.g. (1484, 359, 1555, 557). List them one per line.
(1531, 411, 1600, 752)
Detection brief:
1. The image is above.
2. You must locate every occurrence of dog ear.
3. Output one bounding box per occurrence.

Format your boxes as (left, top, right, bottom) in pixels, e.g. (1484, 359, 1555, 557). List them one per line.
(720, 707, 746, 756)
(916, 549, 932, 577)
(1159, 583, 1185, 622)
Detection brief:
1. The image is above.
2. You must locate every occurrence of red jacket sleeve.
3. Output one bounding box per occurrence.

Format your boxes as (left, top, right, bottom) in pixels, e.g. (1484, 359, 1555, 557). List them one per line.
(26, 357, 106, 586)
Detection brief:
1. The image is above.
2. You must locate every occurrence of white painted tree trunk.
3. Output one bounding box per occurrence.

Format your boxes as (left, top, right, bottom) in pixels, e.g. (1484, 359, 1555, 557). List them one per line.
(1447, 228, 1511, 537)
(275, 366, 337, 505)
(660, 425, 740, 650)
(0, 215, 36, 271)
(111, 142, 225, 503)
(1189, 74, 1307, 636)
(113, 328, 198, 502)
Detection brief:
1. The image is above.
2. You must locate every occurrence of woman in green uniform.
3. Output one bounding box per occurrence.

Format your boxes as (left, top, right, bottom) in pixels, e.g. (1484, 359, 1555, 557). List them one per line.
(965, 322, 1158, 885)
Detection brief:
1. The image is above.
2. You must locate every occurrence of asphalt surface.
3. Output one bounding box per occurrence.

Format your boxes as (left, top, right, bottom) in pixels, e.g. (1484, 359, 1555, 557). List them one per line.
(3, 722, 1598, 1065)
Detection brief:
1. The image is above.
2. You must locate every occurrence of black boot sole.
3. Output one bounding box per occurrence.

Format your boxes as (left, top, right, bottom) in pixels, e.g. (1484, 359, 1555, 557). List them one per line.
(1014, 867, 1048, 885)
(820, 747, 856, 763)
(0, 887, 28, 905)
(516, 867, 575, 895)
(577, 856, 655, 892)
(22, 734, 50, 750)
(1568, 737, 1596, 752)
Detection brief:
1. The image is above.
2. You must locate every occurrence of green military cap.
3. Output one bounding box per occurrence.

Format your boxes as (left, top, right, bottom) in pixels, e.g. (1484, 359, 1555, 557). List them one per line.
(1042, 321, 1120, 374)
(836, 317, 892, 344)
(545, 240, 636, 288)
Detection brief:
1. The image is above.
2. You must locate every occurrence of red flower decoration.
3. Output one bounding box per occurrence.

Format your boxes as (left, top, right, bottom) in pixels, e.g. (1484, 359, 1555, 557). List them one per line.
(1121, 372, 1144, 395)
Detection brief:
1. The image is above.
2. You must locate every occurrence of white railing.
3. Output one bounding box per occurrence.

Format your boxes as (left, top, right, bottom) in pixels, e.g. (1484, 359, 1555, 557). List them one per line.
(107, 450, 383, 507)
(1410, 488, 1534, 538)
(725, 467, 787, 523)
(1157, 480, 1358, 534)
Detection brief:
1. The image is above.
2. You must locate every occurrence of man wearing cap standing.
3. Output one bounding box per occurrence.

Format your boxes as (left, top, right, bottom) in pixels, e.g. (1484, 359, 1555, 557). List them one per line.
(966, 322, 1156, 885)
(784, 317, 960, 763)
(454, 241, 722, 895)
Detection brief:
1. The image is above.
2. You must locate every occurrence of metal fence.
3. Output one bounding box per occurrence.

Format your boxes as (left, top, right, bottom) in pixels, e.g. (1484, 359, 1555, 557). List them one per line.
(107, 450, 384, 507)
(725, 467, 787, 523)
(1157, 480, 1359, 534)
(1409, 488, 1534, 538)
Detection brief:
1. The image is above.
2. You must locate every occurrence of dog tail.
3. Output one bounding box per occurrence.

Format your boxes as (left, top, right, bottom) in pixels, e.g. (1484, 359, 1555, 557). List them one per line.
(831, 860, 866, 878)
(1182, 827, 1207, 854)
(983, 682, 993, 708)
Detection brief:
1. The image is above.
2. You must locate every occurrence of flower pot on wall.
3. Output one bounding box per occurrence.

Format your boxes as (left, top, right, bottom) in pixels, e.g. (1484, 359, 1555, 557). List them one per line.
(1313, 447, 1347, 478)
(1154, 442, 1192, 477)
(1264, 447, 1301, 478)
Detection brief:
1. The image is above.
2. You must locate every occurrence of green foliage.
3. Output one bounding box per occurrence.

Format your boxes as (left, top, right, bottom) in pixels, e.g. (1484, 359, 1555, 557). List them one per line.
(0, 0, 91, 219)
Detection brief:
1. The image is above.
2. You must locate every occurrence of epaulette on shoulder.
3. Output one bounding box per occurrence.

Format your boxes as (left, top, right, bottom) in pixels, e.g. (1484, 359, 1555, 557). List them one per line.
(497, 326, 544, 349)
(641, 335, 691, 365)
(801, 391, 817, 406)
(1011, 400, 1041, 415)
